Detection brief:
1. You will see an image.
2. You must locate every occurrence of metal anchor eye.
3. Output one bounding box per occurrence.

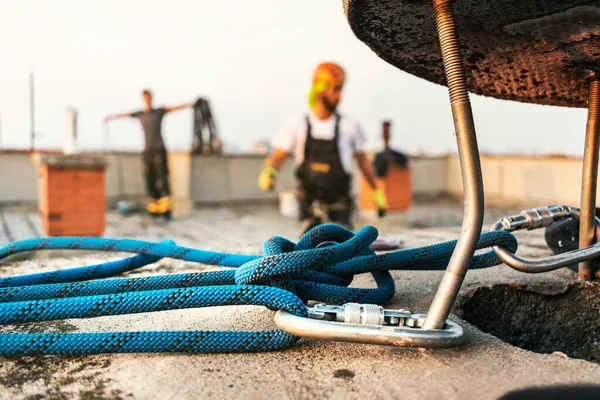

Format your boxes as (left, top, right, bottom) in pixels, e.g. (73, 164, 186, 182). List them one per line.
(275, 303, 464, 348)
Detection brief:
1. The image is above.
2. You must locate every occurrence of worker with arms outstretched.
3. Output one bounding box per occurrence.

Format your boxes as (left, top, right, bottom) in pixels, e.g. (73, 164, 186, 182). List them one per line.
(104, 89, 193, 221)
(258, 62, 387, 235)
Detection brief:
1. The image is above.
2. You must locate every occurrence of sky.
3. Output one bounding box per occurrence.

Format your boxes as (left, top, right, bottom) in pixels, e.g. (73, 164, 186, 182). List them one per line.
(0, 0, 590, 155)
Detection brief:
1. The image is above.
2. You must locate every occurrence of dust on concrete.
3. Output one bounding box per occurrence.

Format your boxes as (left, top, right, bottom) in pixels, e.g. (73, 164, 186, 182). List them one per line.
(0, 355, 131, 400)
(333, 368, 355, 380)
(0, 320, 78, 334)
(0, 320, 130, 400)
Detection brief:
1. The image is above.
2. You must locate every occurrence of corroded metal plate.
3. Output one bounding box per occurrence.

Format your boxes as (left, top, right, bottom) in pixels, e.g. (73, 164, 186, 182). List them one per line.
(344, 0, 600, 108)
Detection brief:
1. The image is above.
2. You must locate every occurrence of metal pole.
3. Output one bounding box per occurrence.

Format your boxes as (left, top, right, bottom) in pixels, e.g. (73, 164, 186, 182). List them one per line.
(578, 77, 600, 281)
(29, 72, 35, 152)
(423, 0, 484, 329)
(104, 122, 110, 152)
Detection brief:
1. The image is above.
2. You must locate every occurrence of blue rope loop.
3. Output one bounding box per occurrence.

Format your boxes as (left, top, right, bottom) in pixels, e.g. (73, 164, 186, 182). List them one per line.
(0, 224, 517, 355)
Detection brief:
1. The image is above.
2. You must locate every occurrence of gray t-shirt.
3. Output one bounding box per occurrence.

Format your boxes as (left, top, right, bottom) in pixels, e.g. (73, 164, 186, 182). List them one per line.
(132, 108, 166, 151)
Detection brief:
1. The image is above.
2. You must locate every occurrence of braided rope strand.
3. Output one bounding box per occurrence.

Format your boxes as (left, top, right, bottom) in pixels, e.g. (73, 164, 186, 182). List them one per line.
(0, 224, 516, 355)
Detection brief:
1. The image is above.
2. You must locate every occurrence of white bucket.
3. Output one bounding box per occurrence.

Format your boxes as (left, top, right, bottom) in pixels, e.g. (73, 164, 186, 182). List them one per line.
(279, 190, 299, 218)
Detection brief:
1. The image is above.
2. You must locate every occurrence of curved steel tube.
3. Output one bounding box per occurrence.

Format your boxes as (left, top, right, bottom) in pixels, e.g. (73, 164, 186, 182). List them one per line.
(423, 0, 484, 330)
(579, 78, 600, 280)
(492, 206, 600, 273)
(274, 310, 465, 349)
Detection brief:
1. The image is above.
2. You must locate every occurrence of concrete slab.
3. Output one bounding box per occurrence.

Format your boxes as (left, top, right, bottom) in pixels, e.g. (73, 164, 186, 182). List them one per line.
(344, 0, 600, 108)
(0, 204, 598, 399)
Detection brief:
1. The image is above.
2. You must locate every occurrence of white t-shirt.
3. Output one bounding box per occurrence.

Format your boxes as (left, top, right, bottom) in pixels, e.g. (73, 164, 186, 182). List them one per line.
(271, 113, 366, 174)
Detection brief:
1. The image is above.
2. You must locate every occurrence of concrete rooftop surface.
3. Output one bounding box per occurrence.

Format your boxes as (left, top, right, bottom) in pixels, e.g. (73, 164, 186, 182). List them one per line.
(0, 202, 599, 399)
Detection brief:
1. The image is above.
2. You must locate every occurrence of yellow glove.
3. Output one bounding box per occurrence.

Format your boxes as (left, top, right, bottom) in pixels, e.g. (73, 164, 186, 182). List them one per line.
(373, 188, 388, 218)
(258, 166, 278, 191)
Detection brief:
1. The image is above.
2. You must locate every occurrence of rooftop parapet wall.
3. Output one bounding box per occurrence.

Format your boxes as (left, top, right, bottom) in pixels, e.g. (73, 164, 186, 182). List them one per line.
(0, 151, 591, 209)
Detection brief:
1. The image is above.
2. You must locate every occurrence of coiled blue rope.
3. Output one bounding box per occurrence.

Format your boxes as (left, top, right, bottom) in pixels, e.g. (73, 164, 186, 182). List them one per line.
(0, 224, 517, 355)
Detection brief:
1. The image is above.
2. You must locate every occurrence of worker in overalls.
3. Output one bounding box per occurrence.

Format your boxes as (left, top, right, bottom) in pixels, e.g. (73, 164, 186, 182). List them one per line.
(258, 62, 387, 234)
(104, 89, 192, 221)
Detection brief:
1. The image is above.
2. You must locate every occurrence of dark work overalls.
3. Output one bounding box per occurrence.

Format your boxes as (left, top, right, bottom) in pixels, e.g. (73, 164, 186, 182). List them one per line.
(143, 150, 170, 200)
(295, 114, 353, 235)
(133, 108, 172, 220)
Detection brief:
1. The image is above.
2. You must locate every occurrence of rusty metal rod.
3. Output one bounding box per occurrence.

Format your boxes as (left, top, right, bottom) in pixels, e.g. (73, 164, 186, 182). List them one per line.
(423, 0, 484, 329)
(579, 78, 600, 281)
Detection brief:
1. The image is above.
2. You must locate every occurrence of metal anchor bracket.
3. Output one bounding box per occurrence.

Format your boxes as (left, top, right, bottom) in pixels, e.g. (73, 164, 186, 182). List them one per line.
(492, 206, 600, 273)
(275, 303, 464, 349)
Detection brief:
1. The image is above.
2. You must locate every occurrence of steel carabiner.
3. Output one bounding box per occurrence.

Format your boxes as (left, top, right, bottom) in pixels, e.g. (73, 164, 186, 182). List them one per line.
(274, 303, 465, 348)
(492, 205, 600, 273)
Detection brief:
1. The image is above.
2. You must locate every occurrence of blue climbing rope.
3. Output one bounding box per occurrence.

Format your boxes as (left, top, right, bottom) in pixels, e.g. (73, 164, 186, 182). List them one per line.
(0, 224, 517, 355)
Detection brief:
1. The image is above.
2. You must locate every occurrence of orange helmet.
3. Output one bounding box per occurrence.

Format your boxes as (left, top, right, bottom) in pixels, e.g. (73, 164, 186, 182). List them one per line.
(312, 62, 346, 86)
(308, 62, 346, 109)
